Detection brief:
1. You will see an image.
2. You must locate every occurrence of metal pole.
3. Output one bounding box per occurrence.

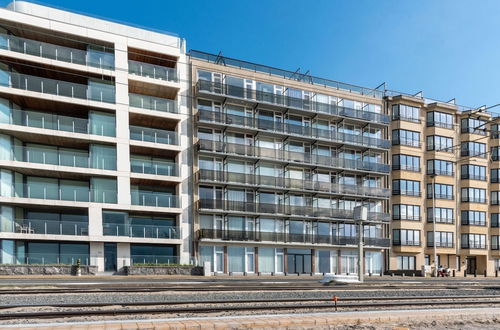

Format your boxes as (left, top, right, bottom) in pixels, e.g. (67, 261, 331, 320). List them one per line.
(358, 219, 364, 282)
(432, 174, 438, 278)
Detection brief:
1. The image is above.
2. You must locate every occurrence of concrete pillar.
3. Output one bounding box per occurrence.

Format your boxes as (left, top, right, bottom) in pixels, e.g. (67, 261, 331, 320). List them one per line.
(90, 242, 104, 272)
(88, 205, 103, 237)
(223, 246, 228, 273)
(117, 242, 130, 270)
(283, 248, 288, 273)
(254, 247, 259, 273)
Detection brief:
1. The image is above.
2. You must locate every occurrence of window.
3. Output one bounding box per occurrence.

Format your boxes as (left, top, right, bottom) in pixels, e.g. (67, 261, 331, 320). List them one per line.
(461, 164, 486, 181)
(392, 104, 420, 122)
(461, 118, 487, 135)
(392, 154, 420, 172)
(392, 180, 420, 196)
(393, 204, 421, 221)
(461, 211, 486, 226)
(461, 187, 486, 203)
(461, 234, 486, 249)
(492, 147, 500, 161)
(427, 207, 453, 224)
(461, 141, 486, 158)
(426, 135, 453, 152)
(392, 229, 420, 246)
(492, 169, 500, 183)
(427, 111, 453, 129)
(492, 191, 500, 205)
(492, 125, 500, 139)
(493, 236, 500, 250)
(427, 231, 453, 248)
(392, 129, 420, 147)
(427, 183, 453, 200)
(427, 159, 453, 176)
(492, 214, 500, 228)
(397, 256, 416, 270)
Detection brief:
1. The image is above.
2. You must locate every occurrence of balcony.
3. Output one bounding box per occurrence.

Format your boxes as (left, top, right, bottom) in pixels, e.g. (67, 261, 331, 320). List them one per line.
(0, 32, 114, 70)
(392, 138, 421, 148)
(3, 145, 116, 171)
(128, 60, 178, 82)
(428, 194, 454, 200)
(198, 229, 390, 247)
(129, 93, 178, 114)
(392, 190, 421, 197)
(2, 183, 117, 204)
(197, 109, 390, 149)
(103, 223, 180, 239)
(198, 169, 390, 199)
(392, 240, 421, 246)
(427, 242, 454, 248)
(393, 215, 421, 221)
(4, 218, 88, 236)
(198, 139, 390, 174)
(130, 125, 177, 146)
(131, 190, 179, 208)
(198, 199, 390, 221)
(393, 164, 420, 172)
(196, 80, 389, 125)
(1, 70, 115, 103)
(131, 157, 177, 176)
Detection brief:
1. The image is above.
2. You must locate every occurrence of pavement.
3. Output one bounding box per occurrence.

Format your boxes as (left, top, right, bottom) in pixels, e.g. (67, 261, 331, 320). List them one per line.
(1, 307, 499, 329)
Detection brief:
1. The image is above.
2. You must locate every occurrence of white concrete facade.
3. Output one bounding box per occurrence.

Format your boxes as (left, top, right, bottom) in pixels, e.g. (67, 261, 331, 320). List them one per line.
(0, 2, 191, 272)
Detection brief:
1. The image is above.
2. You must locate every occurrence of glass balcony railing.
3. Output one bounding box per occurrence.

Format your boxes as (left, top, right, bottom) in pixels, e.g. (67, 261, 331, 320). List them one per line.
(198, 109, 390, 149)
(131, 191, 179, 208)
(103, 223, 180, 239)
(129, 93, 178, 113)
(14, 253, 89, 265)
(0, 71, 115, 103)
(1, 108, 115, 137)
(198, 139, 390, 174)
(197, 80, 389, 124)
(3, 145, 117, 171)
(198, 169, 390, 198)
(2, 183, 117, 204)
(5, 218, 88, 236)
(130, 125, 177, 145)
(128, 60, 178, 82)
(130, 158, 177, 176)
(198, 199, 390, 221)
(130, 255, 189, 265)
(198, 229, 390, 247)
(0, 32, 114, 69)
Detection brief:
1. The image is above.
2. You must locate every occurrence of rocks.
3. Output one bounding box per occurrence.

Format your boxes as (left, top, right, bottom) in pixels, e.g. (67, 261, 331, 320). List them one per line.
(0, 265, 97, 275)
(123, 265, 204, 276)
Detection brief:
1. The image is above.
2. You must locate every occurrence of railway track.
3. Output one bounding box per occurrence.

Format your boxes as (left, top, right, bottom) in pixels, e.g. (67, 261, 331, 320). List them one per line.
(1, 295, 500, 320)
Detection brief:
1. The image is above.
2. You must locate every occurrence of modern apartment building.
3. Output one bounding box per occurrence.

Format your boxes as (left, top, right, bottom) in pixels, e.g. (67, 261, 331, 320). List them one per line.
(0, 1, 192, 272)
(190, 50, 392, 275)
(387, 93, 500, 276)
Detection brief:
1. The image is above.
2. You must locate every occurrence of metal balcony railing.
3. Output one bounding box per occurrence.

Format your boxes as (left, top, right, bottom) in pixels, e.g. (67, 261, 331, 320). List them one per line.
(197, 199, 390, 221)
(103, 223, 180, 239)
(392, 240, 421, 246)
(198, 139, 390, 174)
(128, 60, 178, 82)
(197, 169, 390, 198)
(197, 109, 390, 149)
(130, 125, 178, 145)
(6, 218, 89, 236)
(196, 80, 389, 124)
(129, 93, 178, 113)
(427, 242, 454, 248)
(131, 191, 179, 208)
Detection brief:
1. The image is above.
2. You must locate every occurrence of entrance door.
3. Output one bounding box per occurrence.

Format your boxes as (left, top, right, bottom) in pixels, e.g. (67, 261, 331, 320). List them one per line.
(467, 257, 477, 275)
(104, 243, 117, 272)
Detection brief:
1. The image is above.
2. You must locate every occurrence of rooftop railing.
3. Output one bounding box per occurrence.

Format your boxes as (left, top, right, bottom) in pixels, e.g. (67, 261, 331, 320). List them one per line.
(197, 109, 390, 149)
(196, 80, 389, 124)
(128, 60, 178, 82)
(1, 70, 115, 103)
(198, 169, 390, 198)
(198, 139, 390, 174)
(190, 50, 384, 98)
(0, 32, 114, 70)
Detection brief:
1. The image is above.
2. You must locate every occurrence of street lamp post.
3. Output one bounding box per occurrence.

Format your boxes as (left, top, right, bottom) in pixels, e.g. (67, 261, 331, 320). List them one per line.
(354, 205, 368, 282)
(430, 174, 438, 277)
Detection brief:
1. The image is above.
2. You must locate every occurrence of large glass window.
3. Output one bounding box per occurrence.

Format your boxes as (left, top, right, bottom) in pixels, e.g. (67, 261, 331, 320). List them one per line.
(461, 211, 486, 226)
(492, 191, 500, 205)
(427, 183, 453, 200)
(492, 213, 500, 228)
(130, 244, 176, 264)
(392, 204, 420, 221)
(392, 179, 420, 196)
(392, 104, 420, 122)
(461, 164, 486, 181)
(89, 111, 115, 137)
(392, 154, 420, 172)
(427, 231, 453, 248)
(492, 147, 500, 161)
(90, 144, 116, 170)
(427, 111, 453, 129)
(392, 229, 420, 246)
(392, 129, 420, 147)
(427, 159, 453, 176)
(461, 141, 486, 158)
(461, 234, 486, 249)
(426, 135, 453, 152)
(492, 169, 500, 183)
(461, 117, 487, 135)
(427, 207, 453, 224)
(461, 187, 487, 203)
(397, 256, 416, 270)
(492, 236, 500, 250)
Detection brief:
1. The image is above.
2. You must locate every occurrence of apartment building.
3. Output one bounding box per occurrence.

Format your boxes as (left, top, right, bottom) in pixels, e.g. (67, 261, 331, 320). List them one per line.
(189, 50, 392, 275)
(0, 1, 191, 272)
(387, 93, 500, 276)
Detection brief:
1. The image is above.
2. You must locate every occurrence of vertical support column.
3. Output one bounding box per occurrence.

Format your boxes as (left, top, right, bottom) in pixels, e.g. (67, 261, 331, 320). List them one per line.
(88, 205, 103, 237)
(255, 246, 259, 273)
(223, 246, 228, 274)
(116, 242, 130, 270)
(89, 242, 104, 272)
(284, 248, 288, 273)
(311, 249, 316, 274)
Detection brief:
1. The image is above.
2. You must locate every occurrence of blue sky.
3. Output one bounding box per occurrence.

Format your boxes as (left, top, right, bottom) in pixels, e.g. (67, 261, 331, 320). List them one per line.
(6, 0, 500, 111)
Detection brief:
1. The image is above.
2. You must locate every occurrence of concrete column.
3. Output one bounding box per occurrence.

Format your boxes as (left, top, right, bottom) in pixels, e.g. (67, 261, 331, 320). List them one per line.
(88, 205, 103, 237)
(254, 247, 259, 273)
(223, 246, 228, 273)
(283, 248, 288, 273)
(90, 242, 104, 272)
(117, 242, 130, 270)
(311, 249, 316, 274)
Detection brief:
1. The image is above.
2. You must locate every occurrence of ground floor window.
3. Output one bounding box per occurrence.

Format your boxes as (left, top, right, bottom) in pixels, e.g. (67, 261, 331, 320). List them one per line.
(258, 247, 284, 274)
(130, 244, 176, 265)
(365, 251, 383, 274)
(397, 255, 416, 270)
(341, 250, 358, 274)
(0, 240, 89, 265)
(495, 259, 500, 271)
(199, 245, 224, 272)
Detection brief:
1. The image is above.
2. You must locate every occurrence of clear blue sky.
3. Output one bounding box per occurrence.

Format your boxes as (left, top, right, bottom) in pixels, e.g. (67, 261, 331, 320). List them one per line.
(6, 0, 500, 111)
